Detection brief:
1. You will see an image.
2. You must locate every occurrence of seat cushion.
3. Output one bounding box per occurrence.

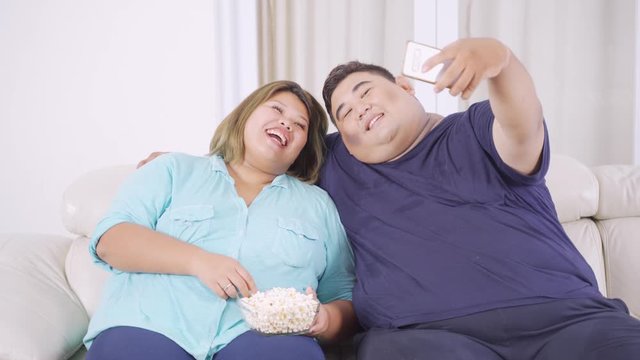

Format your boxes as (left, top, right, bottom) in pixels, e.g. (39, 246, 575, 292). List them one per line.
(0, 233, 88, 360)
(597, 218, 640, 318)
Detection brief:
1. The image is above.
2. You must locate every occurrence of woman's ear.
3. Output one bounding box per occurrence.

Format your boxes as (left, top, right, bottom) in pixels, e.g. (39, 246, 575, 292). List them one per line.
(395, 76, 415, 96)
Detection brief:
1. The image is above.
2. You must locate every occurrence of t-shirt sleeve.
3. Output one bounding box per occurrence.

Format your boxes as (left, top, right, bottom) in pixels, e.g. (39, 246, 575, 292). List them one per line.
(467, 100, 550, 186)
(316, 196, 355, 303)
(89, 154, 174, 273)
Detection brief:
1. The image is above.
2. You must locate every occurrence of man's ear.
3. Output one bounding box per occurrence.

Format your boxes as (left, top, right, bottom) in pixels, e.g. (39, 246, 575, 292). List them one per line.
(395, 76, 415, 96)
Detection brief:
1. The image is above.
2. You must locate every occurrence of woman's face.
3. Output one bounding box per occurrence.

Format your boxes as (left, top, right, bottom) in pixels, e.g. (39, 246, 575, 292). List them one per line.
(242, 91, 310, 176)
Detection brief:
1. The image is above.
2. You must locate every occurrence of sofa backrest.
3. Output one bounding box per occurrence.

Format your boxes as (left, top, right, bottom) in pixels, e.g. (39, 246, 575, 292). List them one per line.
(545, 155, 598, 222)
(62, 165, 135, 239)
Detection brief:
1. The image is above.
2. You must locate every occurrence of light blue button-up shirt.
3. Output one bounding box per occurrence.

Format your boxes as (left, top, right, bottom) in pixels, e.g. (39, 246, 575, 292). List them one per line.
(83, 153, 355, 359)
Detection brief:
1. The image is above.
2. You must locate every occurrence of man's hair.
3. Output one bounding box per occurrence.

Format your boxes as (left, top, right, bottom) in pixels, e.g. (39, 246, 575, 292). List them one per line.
(322, 61, 395, 125)
(209, 80, 328, 184)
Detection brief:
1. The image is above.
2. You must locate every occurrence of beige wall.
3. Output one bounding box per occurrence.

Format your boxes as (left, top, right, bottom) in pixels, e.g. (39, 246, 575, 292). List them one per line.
(460, 0, 637, 166)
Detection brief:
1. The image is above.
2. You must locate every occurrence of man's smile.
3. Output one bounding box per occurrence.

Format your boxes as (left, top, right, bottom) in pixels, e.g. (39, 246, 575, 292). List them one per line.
(364, 113, 384, 131)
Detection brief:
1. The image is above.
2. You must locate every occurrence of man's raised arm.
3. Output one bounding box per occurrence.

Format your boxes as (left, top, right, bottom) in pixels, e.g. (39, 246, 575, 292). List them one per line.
(424, 38, 544, 174)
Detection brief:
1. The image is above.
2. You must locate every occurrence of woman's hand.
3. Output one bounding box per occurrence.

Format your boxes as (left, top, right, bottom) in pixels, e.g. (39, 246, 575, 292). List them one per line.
(305, 287, 330, 337)
(190, 250, 257, 299)
(303, 286, 358, 342)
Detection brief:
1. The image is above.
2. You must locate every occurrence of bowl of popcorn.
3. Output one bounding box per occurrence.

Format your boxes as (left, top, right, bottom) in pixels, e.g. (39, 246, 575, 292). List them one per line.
(238, 287, 320, 335)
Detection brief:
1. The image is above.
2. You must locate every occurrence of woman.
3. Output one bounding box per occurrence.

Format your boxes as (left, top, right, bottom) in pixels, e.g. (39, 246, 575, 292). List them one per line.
(84, 81, 357, 360)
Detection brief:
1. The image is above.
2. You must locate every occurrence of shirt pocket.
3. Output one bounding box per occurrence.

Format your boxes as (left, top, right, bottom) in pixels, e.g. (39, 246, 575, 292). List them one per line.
(273, 217, 323, 268)
(168, 205, 215, 243)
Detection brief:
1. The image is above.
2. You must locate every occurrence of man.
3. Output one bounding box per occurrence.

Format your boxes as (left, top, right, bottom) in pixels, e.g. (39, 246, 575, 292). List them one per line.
(318, 38, 640, 359)
(139, 38, 640, 358)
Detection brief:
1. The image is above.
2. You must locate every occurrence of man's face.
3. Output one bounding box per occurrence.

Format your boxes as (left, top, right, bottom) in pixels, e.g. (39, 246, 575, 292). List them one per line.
(330, 72, 427, 164)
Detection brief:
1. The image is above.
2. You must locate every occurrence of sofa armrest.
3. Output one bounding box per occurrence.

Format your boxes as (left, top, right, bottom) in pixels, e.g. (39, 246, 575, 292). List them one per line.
(0, 233, 89, 360)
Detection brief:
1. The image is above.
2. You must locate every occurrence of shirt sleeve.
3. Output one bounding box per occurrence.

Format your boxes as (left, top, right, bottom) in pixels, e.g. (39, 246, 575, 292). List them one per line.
(467, 100, 551, 186)
(89, 154, 175, 273)
(316, 195, 356, 303)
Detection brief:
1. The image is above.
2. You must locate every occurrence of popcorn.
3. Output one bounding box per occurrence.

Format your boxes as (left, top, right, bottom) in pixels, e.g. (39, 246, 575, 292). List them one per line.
(239, 287, 319, 335)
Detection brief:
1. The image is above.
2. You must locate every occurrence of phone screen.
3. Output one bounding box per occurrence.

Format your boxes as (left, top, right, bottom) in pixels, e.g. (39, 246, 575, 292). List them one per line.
(402, 41, 443, 84)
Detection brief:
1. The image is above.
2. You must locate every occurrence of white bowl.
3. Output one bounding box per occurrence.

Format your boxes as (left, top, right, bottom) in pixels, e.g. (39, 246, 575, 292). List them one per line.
(238, 287, 320, 335)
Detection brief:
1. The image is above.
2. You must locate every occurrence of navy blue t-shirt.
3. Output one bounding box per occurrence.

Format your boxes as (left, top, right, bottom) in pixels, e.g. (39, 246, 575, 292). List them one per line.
(318, 101, 601, 329)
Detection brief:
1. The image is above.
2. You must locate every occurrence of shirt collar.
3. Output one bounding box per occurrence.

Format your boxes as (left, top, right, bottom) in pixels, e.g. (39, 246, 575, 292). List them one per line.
(209, 154, 290, 189)
(209, 154, 230, 178)
(270, 173, 290, 189)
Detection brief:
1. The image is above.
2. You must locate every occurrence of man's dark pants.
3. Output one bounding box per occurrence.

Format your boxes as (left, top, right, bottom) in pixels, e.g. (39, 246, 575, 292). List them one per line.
(357, 297, 640, 360)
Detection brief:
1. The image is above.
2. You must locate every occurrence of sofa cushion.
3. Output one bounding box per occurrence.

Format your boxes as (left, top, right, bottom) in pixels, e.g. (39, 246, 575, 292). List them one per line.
(597, 218, 640, 318)
(546, 155, 599, 223)
(592, 165, 640, 220)
(62, 165, 135, 238)
(0, 233, 88, 360)
(65, 236, 110, 317)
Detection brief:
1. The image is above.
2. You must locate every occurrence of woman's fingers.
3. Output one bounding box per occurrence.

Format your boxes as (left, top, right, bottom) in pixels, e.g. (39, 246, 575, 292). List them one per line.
(193, 252, 257, 299)
(213, 282, 229, 299)
(306, 303, 328, 336)
(235, 266, 257, 295)
(226, 271, 254, 298)
(214, 266, 256, 299)
(220, 278, 239, 298)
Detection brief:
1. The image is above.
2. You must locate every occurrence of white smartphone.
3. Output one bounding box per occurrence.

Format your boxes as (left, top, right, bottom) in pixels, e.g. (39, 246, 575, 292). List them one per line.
(402, 41, 443, 84)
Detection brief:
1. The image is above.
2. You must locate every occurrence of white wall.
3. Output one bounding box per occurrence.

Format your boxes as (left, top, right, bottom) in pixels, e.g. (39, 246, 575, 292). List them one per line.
(636, 0, 640, 165)
(412, 0, 459, 116)
(0, 0, 256, 235)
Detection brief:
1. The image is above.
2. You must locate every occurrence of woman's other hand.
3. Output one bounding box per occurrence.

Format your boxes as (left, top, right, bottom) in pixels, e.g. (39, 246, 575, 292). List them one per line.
(304, 286, 358, 342)
(305, 287, 330, 337)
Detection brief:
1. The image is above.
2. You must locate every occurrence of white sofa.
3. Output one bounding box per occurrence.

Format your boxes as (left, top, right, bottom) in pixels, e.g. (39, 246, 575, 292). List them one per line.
(1, 154, 640, 360)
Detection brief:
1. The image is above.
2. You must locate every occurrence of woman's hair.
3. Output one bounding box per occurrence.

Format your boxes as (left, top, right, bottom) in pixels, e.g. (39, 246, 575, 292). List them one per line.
(209, 80, 328, 184)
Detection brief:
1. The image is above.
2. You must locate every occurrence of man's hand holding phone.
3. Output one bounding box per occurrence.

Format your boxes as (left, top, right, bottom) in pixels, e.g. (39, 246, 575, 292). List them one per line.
(403, 38, 510, 100)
